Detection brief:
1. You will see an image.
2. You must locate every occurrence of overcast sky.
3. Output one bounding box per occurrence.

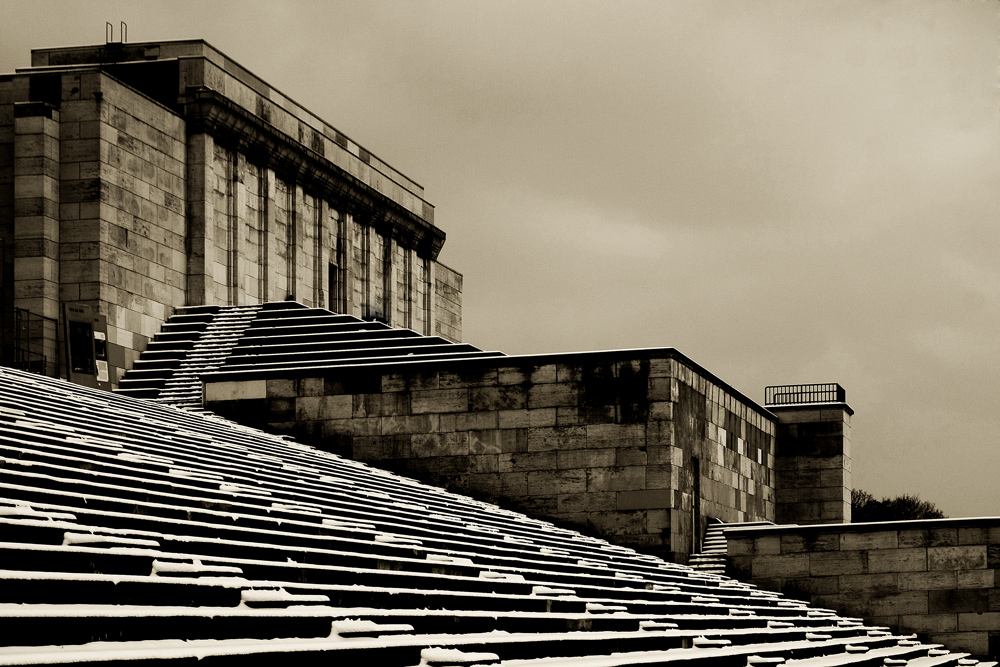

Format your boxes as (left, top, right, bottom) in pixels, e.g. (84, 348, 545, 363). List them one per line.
(2, 0, 997, 518)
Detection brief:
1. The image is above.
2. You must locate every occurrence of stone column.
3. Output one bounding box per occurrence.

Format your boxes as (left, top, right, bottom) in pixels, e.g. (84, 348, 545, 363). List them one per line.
(772, 400, 853, 525)
(13, 101, 61, 372)
(185, 132, 214, 305)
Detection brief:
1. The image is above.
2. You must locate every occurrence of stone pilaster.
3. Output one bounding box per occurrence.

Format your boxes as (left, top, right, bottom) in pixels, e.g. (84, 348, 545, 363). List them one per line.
(185, 132, 214, 305)
(13, 101, 61, 371)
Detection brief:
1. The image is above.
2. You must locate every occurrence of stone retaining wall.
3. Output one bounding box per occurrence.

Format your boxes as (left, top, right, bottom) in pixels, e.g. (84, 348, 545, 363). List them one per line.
(204, 348, 777, 562)
(726, 519, 1000, 659)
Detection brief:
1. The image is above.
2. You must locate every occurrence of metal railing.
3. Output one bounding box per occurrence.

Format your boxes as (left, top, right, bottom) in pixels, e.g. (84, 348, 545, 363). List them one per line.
(1, 306, 56, 376)
(764, 383, 845, 406)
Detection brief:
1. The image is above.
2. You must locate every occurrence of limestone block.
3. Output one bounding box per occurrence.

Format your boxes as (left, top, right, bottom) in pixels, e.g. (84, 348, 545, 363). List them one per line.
(753, 535, 781, 555)
(898, 613, 958, 633)
(959, 527, 988, 546)
(527, 469, 586, 496)
(555, 363, 582, 383)
(379, 393, 410, 417)
(809, 550, 865, 577)
(500, 472, 528, 496)
(783, 576, 839, 596)
(840, 531, 898, 551)
(929, 528, 959, 547)
(869, 548, 928, 573)
(527, 382, 580, 409)
(587, 510, 645, 536)
(469, 385, 526, 411)
(469, 455, 498, 474)
(586, 466, 645, 492)
(204, 380, 265, 402)
(444, 411, 498, 432)
(557, 448, 614, 470)
(297, 377, 324, 396)
(439, 368, 498, 389)
(752, 554, 810, 578)
(928, 589, 989, 614)
(469, 430, 502, 455)
(586, 423, 645, 449)
(957, 611, 1000, 631)
(870, 591, 928, 616)
(499, 451, 557, 473)
(928, 546, 988, 572)
(617, 489, 671, 511)
(647, 509, 670, 534)
(499, 429, 528, 453)
(411, 432, 469, 458)
(381, 414, 438, 435)
(410, 388, 469, 414)
(498, 408, 557, 429)
(839, 572, 898, 595)
(957, 569, 995, 589)
(899, 530, 929, 548)
(727, 537, 754, 557)
(527, 426, 587, 452)
(381, 373, 407, 393)
(899, 570, 958, 591)
(812, 593, 870, 618)
(322, 417, 377, 438)
(295, 395, 352, 421)
(616, 447, 647, 467)
(469, 473, 502, 497)
(648, 377, 671, 401)
(557, 492, 615, 514)
(645, 464, 671, 490)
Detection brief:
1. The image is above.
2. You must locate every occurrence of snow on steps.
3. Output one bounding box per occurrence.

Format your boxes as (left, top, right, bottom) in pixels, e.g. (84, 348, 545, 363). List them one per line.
(0, 367, 994, 666)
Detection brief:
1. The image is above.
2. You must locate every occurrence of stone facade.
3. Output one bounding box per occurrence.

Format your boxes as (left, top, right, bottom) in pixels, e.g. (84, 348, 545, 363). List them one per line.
(0, 40, 462, 386)
(203, 348, 778, 562)
(727, 520, 1000, 660)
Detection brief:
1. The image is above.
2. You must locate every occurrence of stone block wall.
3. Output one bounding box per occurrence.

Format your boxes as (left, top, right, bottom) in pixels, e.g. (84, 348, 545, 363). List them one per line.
(726, 520, 1000, 659)
(772, 404, 852, 524)
(203, 348, 777, 561)
(432, 262, 462, 342)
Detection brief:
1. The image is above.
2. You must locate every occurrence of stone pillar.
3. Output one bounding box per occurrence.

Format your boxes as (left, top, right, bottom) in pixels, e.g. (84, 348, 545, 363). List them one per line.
(771, 397, 852, 525)
(13, 101, 61, 372)
(185, 133, 214, 305)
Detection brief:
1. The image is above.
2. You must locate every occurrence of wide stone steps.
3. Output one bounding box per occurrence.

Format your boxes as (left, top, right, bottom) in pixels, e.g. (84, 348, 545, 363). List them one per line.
(117, 302, 502, 407)
(1, 368, 993, 666)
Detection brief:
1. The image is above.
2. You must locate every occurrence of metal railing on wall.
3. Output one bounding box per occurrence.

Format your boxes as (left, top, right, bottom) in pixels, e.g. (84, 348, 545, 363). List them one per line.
(764, 383, 846, 406)
(1, 307, 57, 376)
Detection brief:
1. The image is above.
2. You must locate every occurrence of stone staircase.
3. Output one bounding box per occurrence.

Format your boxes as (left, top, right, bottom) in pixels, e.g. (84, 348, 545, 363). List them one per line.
(688, 520, 730, 575)
(689, 520, 778, 576)
(2, 366, 995, 665)
(117, 305, 262, 409)
(117, 302, 503, 409)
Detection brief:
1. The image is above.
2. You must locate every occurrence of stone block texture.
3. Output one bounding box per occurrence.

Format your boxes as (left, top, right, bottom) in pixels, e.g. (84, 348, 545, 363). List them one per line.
(772, 404, 852, 524)
(0, 40, 462, 387)
(205, 348, 778, 562)
(726, 519, 1000, 660)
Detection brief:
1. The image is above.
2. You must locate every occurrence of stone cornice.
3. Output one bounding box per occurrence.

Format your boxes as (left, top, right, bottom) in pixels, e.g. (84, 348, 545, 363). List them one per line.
(181, 86, 445, 260)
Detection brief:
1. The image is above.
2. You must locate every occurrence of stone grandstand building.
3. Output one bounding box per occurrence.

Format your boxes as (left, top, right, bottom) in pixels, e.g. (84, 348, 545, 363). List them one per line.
(1, 38, 462, 389)
(1, 38, 997, 663)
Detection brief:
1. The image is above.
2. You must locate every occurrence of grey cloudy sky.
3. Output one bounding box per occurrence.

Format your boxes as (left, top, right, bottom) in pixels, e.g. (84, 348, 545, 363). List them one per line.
(2, 0, 997, 518)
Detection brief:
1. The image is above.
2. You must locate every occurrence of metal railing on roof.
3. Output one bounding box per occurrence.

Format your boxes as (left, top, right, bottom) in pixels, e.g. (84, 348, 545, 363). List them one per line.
(764, 383, 846, 406)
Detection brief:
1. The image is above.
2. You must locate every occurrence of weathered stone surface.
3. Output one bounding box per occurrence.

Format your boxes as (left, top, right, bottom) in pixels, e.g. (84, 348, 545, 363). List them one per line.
(929, 546, 988, 572)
